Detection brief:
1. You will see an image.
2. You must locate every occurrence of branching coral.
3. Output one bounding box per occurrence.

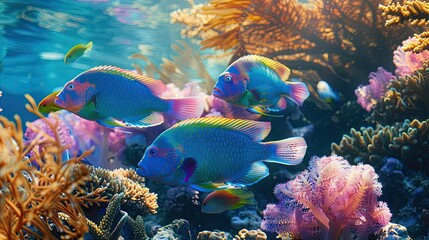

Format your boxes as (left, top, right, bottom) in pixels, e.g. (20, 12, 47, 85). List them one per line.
(77, 166, 158, 218)
(261, 155, 391, 240)
(367, 62, 429, 125)
(331, 118, 429, 174)
(0, 95, 106, 239)
(393, 37, 429, 77)
(87, 193, 128, 240)
(172, 0, 416, 98)
(380, 0, 429, 53)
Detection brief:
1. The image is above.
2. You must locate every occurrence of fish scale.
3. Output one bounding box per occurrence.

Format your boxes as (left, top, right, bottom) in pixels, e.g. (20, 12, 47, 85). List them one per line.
(89, 72, 168, 118)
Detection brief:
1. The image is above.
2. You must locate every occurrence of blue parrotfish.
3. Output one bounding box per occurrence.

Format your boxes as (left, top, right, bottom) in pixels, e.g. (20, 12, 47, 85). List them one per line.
(316, 80, 340, 103)
(201, 188, 255, 214)
(54, 66, 205, 128)
(64, 41, 93, 63)
(136, 117, 307, 191)
(212, 55, 310, 116)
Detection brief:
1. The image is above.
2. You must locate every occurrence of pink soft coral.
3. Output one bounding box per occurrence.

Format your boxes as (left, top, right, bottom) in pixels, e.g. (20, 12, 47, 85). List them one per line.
(261, 155, 391, 239)
(355, 67, 394, 112)
(394, 37, 429, 77)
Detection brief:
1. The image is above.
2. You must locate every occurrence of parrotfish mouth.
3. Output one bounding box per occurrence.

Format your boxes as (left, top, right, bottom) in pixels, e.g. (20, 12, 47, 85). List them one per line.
(135, 167, 147, 177)
(212, 87, 224, 98)
(54, 97, 65, 108)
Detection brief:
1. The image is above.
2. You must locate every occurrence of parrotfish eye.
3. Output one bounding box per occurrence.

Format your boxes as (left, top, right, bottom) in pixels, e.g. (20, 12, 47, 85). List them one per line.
(224, 75, 232, 83)
(148, 146, 158, 157)
(67, 83, 75, 89)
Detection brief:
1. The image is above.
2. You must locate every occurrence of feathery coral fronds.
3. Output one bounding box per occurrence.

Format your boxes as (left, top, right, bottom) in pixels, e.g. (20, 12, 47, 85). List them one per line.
(0, 95, 106, 239)
(172, 0, 416, 97)
(380, 0, 429, 53)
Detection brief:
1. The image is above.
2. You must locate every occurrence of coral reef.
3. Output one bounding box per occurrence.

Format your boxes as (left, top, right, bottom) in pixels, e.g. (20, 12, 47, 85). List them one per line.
(380, 0, 429, 53)
(152, 219, 192, 240)
(87, 193, 128, 240)
(122, 215, 147, 240)
(393, 37, 429, 77)
(261, 155, 391, 240)
(162, 187, 200, 222)
(77, 166, 158, 218)
(197, 230, 231, 240)
(367, 63, 429, 125)
(230, 210, 262, 232)
(331, 118, 429, 173)
(355, 67, 394, 112)
(234, 229, 267, 240)
(0, 95, 106, 239)
(171, 0, 416, 99)
(375, 223, 412, 240)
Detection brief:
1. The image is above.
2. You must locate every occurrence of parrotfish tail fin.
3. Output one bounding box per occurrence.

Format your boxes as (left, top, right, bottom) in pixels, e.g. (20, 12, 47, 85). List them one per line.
(262, 137, 307, 165)
(86, 41, 93, 51)
(285, 82, 310, 106)
(166, 97, 205, 120)
(226, 188, 255, 209)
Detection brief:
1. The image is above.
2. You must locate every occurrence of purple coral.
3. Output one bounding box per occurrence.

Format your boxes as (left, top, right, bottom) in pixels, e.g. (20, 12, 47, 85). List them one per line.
(355, 67, 394, 112)
(261, 155, 391, 239)
(25, 113, 76, 152)
(393, 37, 429, 77)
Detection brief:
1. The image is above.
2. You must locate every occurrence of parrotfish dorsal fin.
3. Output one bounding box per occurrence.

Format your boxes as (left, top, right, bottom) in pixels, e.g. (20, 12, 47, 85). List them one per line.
(240, 55, 291, 81)
(171, 117, 271, 141)
(84, 66, 167, 95)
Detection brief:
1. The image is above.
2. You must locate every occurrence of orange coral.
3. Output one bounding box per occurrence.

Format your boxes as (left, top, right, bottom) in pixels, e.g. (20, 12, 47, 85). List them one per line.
(0, 95, 106, 239)
(380, 0, 429, 53)
(172, 0, 418, 97)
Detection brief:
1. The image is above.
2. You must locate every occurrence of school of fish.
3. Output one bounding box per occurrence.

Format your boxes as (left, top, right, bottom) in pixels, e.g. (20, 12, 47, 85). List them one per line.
(39, 51, 310, 213)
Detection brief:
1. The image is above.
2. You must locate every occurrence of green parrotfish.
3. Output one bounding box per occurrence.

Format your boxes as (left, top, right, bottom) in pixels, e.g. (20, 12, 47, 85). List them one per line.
(136, 117, 307, 191)
(54, 66, 204, 128)
(212, 55, 310, 116)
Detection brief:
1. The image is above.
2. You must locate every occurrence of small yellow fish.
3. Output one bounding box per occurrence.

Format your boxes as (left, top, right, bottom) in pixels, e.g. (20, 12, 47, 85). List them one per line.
(64, 41, 93, 63)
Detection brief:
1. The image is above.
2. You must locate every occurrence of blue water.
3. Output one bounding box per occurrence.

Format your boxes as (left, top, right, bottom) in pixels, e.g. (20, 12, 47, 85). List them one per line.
(0, 0, 204, 122)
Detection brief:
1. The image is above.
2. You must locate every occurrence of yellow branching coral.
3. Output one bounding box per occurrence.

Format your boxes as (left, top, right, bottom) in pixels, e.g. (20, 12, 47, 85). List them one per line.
(172, 0, 416, 86)
(0, 95, 106, 239)
(77, 166, 158, 217)
(380, 0, 429, 53)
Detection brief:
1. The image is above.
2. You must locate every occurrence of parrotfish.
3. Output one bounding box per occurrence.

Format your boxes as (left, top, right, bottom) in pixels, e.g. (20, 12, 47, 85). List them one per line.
(136, 117, 307, 191)
(201, 188, 255, 214)
(64, 41, 93, 63)
(212, 55, 310, 116)
(316, 80, 340, 103)
(54, 66, 205, 128)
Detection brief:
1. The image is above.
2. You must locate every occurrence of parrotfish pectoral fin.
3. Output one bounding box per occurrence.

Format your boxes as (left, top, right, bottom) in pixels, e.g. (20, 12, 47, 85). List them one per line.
(229, 162, 269, 186)
(165, 97, 205, 120)
(246, 107, 283, 118)
(123, 112, 164, 128)
(285, 82, 310, 106)
(97, 117, 128, 128)
(267, 97, 287, 112)
(262, 137, 307, 165)
(191, 182, 229, 192)
(180, 157, 197, 183)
